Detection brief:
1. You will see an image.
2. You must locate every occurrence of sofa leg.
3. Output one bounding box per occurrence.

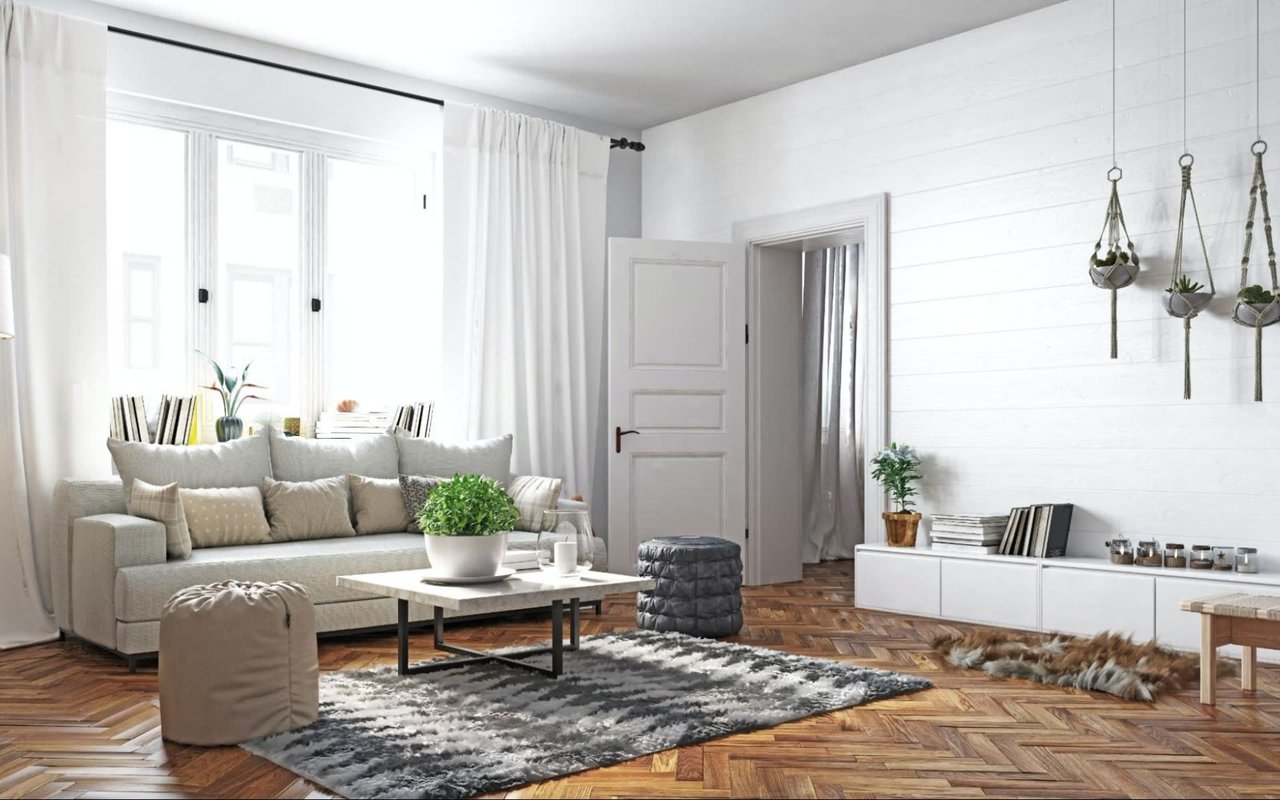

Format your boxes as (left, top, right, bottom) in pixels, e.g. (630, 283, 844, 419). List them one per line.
(127, 654, 140, 674)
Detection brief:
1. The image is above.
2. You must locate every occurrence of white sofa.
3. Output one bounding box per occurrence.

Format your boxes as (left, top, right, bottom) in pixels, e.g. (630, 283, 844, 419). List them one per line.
(49, 431, 604, 668)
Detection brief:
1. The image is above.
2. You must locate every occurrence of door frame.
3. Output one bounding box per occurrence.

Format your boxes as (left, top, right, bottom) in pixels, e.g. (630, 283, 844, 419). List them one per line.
(732, 194, 889, 585)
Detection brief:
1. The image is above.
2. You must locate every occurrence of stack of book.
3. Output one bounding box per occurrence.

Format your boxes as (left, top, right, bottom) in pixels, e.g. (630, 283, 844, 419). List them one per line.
(997, 503, 1074, 558)
(314, 410, 395, 440)
(929, 514, 1011, 554)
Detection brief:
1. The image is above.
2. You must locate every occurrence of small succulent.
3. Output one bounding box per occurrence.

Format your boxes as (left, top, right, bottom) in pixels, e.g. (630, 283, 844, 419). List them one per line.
(1239, 284, 1277, 305)
(1167, 275, 1205, 294)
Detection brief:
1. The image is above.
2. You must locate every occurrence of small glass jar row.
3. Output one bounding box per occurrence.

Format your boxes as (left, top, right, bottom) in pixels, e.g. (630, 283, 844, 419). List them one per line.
(1106, 539, 1258, 573)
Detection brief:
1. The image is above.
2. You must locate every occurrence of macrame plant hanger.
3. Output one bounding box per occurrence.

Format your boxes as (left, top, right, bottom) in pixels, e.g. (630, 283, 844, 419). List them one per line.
(1163, 0, 1215, 400)
(1089, 0, 1139, 359)
(1232, 0, 1280, 402)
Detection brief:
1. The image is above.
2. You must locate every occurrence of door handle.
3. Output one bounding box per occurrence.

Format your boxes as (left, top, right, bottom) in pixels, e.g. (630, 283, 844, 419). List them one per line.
(615, 426, 639, 453)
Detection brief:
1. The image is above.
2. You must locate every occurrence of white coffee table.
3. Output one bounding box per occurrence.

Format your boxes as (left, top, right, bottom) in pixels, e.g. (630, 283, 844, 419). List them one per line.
(336, 569, 655, 678)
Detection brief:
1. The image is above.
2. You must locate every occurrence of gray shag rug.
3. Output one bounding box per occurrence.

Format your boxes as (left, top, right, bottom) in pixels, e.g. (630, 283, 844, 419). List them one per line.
(242, 629, 930, 799)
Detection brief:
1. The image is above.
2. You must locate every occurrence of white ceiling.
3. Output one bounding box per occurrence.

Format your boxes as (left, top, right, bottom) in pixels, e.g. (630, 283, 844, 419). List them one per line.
(95, 0, 1063, 129)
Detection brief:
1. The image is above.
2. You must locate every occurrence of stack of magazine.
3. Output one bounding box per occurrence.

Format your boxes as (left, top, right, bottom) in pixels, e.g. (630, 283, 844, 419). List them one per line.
(929, 514, 1011, 554)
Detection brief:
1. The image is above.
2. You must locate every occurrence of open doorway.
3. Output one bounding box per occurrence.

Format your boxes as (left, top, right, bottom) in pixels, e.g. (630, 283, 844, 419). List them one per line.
(733, 195, 888, 586)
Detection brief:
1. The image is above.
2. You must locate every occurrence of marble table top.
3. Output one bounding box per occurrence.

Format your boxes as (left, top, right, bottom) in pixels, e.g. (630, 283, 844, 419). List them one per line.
(336, 568, 655, 612)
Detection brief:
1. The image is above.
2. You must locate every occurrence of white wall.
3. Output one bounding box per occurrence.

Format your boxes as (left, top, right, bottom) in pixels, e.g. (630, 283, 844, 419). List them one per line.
(643, 0, 1280, 558)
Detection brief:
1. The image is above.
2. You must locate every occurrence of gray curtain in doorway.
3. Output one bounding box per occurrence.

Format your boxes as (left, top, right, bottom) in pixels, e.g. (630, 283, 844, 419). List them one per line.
(801, 244, 865, 563)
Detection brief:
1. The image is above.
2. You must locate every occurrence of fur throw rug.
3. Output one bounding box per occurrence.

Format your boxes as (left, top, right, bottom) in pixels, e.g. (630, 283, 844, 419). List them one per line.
(932, 630, 1207, 701)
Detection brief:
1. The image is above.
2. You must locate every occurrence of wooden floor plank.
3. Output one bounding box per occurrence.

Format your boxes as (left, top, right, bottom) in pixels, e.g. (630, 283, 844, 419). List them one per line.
(2, 561, 1278, 798)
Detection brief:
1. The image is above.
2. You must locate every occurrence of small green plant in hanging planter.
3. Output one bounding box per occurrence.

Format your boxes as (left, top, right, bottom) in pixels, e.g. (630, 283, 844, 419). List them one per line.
(1233, 284, 1280, 327)
(1163, 274, 1213, 319)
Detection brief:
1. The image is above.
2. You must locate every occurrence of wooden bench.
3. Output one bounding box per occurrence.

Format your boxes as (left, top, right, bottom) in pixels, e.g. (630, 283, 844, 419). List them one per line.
(1180, 592, 1280, 705)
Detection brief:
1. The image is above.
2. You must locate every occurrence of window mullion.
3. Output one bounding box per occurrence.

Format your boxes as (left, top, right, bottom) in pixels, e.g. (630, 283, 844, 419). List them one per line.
(188, 129, 216, 436)
(301, 151, 327, 434)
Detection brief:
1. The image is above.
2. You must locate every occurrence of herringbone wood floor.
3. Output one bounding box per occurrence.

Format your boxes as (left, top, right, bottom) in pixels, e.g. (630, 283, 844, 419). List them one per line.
(3, 561, 1279, 799)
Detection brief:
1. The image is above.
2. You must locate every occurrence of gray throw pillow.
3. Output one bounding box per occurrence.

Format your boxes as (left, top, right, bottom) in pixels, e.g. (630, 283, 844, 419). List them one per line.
(268, 429, 397, 482)
(107, 433, 272, 497)
(261, 475, 357, 542)
(394, 431, 513, 486)
(399, 474, 445, 533)
(349, 474, 412, 534)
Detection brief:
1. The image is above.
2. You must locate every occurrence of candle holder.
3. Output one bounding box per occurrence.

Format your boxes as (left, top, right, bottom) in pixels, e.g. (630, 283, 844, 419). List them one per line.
(537, 509, 595, 576)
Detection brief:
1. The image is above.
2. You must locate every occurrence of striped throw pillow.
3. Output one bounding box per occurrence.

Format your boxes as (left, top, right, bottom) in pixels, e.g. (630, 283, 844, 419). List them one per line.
(127, 479, 192, 559)
(507, 475, 563, 532)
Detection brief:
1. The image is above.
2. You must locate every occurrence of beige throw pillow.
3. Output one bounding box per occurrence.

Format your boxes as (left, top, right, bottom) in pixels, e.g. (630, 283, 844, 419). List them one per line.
(262, 475, 356, 542)
(179, 486, 272, 548)
(128, 479, 192, 559)
(507, 475, 563, 532)
(349, 475, 412, 534)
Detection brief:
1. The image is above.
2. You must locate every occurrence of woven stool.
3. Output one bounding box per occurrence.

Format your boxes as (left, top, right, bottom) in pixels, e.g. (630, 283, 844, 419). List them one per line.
(636, 536, 743, 638)
(159, 580, 318, 745)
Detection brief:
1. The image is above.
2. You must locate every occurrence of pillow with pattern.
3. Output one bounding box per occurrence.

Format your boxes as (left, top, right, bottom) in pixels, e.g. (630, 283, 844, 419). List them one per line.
(399, 474, 446, 533)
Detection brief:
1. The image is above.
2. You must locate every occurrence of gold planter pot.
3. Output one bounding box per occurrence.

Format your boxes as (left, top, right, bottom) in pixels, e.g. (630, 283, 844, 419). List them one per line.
(883, 512, 922, 547)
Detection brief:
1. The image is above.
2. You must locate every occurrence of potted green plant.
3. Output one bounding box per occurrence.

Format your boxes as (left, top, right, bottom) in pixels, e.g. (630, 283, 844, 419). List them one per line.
(417, 474, 520, 578)
(1163, 275, 1212, 319)
(197, 351, 268, 442)
(1232, 284, 1280, 327)
(870, 442, 923, 547)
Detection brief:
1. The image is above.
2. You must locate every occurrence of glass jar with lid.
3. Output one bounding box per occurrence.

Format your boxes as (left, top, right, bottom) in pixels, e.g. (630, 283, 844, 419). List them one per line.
(1135, 540, 1162, 567)
(1107, 538, 1134, 565)
(1189, 545, 1213, 569)
(1164, 543, 1187, 568)
(1236, 547, 1259, 574)
(1212, 546, 1235, 571)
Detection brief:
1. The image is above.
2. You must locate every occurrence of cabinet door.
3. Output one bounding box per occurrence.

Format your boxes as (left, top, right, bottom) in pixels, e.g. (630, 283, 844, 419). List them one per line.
(1042, 567, 1154, 640)
(941, 559, 1038, 629)
(1155, 576, 1280, 662)
(855, 551, 940, 617)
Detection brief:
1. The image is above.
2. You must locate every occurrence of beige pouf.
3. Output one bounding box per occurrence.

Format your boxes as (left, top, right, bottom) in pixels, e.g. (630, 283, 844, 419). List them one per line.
(159, 580, 318, 745)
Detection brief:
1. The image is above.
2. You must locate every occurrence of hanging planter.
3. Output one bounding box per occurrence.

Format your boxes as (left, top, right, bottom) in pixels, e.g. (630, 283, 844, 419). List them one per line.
(1232, 140, 1280, 401)
(1089, 166, 1140, 359)
(1164, 154, 1215, 400)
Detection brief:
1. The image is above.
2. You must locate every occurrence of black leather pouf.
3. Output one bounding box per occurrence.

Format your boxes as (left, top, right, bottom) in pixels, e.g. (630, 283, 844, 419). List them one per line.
(636, 536, 743, 638)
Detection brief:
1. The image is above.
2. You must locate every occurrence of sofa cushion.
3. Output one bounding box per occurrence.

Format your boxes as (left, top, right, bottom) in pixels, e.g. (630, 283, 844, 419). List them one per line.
(127, 479, 192, 559)
(262, 476, 356, 542)
(268, 430, 397, 482)
(349, 475, 411, 534)
(507, 475, 563, 532)
(399, 474, 445, 533)
(395, 431, 512, 485)
(108, 434, 272, 496)
(180, 486, 272, 548)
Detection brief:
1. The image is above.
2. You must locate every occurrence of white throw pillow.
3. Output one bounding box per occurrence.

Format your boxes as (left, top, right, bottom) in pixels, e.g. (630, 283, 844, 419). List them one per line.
(507, 475, 563, 532)
(127, 479, 192, 559)
(179, 486, 272, 548)
(394, 432, 513, 485)
(107, 433, 272, 496)
(268, 429, 398, 482)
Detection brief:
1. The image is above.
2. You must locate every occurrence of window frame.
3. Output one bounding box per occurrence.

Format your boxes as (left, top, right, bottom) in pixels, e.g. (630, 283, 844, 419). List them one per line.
(106, 92, 436, 433)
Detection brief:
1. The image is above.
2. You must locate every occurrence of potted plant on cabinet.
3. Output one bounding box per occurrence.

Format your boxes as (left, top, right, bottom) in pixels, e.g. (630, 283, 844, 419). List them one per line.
(197, 350, 268, 442)
(870, 442, 923, 547)
(417, 474, 520, 578)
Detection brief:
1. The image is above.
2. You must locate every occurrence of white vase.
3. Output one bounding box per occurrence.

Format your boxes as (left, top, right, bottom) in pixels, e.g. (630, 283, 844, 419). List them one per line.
(423, 532, 508, 577)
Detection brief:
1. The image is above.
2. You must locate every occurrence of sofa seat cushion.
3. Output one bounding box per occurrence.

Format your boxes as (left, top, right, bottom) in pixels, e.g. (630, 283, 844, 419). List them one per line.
(116, 534, 430, 622)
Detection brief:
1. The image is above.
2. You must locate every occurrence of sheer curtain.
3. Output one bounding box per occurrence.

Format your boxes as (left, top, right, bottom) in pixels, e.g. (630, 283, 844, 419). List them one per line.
(441, 105, 609, 497)
(800, 244, 865, 563)
(0, 1, 108, 648)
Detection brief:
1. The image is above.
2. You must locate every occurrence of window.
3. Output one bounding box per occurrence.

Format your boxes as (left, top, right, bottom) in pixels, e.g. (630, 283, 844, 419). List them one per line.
(105, 104, 441, 434)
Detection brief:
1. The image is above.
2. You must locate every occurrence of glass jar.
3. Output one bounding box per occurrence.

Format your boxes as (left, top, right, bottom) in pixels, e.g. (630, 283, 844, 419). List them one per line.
(1237, 547, 1259, 574)
(1212, 546, 1235, 571)
(1190, 545, 1213, 569)
(537, 509, 594, 576)
(1107, 538, 1134, 565)
(1135, 540, 1162, 567)
(1164, 543, 1187, 568)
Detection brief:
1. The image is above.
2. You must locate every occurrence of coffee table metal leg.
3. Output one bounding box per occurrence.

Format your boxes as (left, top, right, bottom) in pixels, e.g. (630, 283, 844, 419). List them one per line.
(570, 598, 581, 650)
(433, 605, 444, 648)
(551, 600, 564, 677)
(397, 599, 409, 675)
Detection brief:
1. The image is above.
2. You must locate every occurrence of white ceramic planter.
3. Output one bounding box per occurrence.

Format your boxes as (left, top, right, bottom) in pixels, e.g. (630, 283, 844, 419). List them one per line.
(423, 532, 508, 577)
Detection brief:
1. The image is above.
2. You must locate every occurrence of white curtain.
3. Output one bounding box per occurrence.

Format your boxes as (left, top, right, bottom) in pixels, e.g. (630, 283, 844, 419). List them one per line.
(441, 105, 609, 497)
(0, 2, 108, 648)
(800, 244, 865, 563)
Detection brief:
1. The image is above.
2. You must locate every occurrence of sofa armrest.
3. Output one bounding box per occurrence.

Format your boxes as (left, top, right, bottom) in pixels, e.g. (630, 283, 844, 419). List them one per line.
(50, 479, 126, 631)
(71, 514, 166, 651)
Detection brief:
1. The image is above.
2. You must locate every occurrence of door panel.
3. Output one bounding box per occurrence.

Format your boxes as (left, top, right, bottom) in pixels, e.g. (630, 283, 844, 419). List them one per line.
(608, 238, 745, 574)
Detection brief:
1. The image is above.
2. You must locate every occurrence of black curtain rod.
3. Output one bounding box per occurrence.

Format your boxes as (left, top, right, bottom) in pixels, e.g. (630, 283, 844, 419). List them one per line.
(106, 26, 644, 152)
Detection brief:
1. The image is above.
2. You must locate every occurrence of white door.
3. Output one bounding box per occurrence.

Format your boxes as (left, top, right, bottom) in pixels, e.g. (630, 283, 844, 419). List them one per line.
(607, 238, 746, 574)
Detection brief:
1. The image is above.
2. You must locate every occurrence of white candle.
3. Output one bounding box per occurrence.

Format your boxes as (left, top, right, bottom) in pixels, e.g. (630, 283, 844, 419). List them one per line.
(554, 541, 577, 574)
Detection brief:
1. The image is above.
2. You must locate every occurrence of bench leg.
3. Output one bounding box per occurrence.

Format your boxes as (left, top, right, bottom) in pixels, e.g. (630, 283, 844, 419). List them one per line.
(1200, 614, 1217, 705)
(1242, 645, 1257, 692)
